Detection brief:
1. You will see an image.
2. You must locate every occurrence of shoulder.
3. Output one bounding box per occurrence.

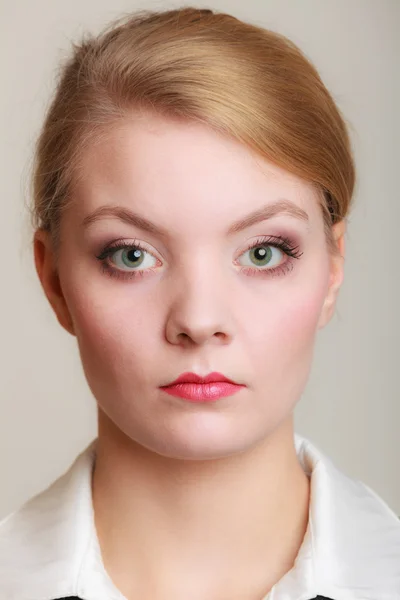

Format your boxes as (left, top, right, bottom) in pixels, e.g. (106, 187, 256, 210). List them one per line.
(0, 441, 97, 600)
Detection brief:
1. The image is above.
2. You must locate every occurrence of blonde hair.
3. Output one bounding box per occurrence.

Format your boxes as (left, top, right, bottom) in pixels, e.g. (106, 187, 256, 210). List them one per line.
(31, 6, 355, 255)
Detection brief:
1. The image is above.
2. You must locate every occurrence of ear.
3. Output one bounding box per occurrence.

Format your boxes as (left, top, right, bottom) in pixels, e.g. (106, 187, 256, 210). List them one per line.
(33, 229, 76, 336)
(318, 219, 346, 329)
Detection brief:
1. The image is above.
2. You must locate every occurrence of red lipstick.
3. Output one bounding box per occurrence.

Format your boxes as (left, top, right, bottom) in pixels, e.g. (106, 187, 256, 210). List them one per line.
(160, 372, 245, 402)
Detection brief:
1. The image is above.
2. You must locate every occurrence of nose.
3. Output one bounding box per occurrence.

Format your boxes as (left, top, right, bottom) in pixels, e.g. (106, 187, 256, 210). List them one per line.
(164, 265, 235, 347)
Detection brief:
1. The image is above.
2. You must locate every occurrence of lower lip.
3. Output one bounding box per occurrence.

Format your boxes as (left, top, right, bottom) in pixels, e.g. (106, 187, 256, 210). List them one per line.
(160, 382, 244, 402)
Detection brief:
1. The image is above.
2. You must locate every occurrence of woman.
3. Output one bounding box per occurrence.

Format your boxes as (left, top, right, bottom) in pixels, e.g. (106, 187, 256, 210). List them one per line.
(0, 6, 399, 600)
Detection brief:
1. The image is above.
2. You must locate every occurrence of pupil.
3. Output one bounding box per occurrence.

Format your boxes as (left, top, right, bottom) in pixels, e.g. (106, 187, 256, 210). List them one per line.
(252, 246, 271, 265)
(124, 248, 142, 264)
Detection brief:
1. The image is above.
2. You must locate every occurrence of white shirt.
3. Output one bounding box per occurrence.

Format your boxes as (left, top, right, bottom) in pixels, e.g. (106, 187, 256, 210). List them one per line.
(1, 434, 399, 600)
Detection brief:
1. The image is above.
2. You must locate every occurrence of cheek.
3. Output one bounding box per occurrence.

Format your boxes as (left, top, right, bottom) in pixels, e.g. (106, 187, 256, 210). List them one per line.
(277, 282, 327, 344)
(245, 268, 329, 384)
(61, 271, 154, 383)
(275, 252, 331, 348)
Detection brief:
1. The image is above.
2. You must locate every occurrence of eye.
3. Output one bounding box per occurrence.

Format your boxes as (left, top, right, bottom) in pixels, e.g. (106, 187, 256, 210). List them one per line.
(110, 245, 157, 271)
(96, 239, 159, 278)
(96, 235, 303, 281)
(237, 243, 283, 270)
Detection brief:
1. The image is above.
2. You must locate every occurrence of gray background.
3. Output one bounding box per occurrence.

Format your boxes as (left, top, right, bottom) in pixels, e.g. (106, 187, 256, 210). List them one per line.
(1, 0, 399, 518)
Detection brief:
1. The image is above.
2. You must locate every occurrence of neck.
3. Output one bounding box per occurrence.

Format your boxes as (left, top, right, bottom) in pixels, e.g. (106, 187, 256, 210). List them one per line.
(92, 411, 310, 600)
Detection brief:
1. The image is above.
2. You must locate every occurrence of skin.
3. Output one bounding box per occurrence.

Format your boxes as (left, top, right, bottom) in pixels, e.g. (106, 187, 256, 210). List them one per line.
(34, 111, 345, 599)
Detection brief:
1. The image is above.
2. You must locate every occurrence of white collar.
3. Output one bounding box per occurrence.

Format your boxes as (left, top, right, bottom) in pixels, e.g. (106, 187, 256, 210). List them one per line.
(1, 434, 399, 600)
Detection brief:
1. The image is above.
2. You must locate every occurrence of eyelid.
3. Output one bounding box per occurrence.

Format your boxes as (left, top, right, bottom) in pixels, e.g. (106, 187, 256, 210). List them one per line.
(97, 233, 302, 256)
(97, 236, 303, 265)
(238, 235, 302, 258)
(96, 234, 303, 286)
(96, 238, 158, 261)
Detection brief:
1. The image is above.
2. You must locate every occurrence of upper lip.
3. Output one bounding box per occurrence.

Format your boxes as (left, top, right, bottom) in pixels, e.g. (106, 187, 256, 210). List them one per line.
(162, 372, 241, 386)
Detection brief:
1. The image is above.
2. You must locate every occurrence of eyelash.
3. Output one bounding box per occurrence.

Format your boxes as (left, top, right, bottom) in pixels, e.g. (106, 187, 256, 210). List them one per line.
(95, 235, 303, 281)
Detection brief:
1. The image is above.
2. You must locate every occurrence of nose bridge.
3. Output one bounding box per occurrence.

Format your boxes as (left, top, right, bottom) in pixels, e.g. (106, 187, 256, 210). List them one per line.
(165, 249, 234, 344)
(177, 251, 228, 313)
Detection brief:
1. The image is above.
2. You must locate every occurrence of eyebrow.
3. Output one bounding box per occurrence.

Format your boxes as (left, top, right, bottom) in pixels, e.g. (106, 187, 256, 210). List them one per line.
(82, 199, 309, 237)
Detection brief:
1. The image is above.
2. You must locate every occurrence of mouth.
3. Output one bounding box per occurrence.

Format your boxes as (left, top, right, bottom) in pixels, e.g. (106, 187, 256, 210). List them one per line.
(160, 381, 244, 402)
(162, 371, 241, 386)
(159, 372, 245, 403)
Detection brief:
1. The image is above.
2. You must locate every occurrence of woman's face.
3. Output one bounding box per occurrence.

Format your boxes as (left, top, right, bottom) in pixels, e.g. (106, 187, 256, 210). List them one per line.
(37, 112, 344, 460)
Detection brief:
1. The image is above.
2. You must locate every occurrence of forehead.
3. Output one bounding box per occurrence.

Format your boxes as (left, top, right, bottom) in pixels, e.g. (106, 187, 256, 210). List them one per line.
(71, 113, 321, 233)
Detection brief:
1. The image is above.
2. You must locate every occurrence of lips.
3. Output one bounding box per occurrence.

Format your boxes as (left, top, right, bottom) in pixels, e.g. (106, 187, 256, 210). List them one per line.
(160, 372, 244, 403)
(162, 371, 239, 386)
(161, 381, 243, 402)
